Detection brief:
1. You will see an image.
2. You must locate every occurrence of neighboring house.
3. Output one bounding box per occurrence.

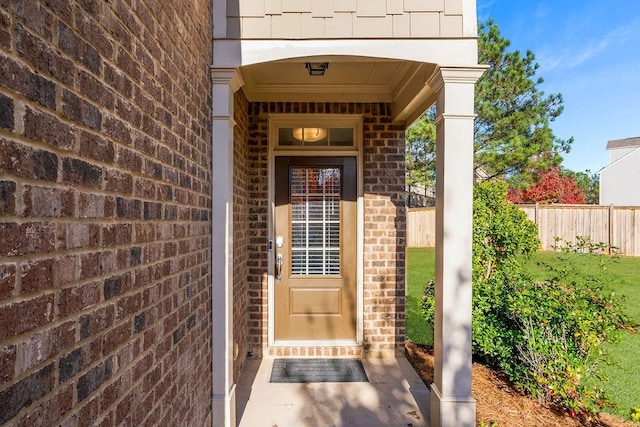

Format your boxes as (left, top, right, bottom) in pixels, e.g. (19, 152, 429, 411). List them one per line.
(0, 1, 484, 427)
(599, 137, 640, 205)
(406, 183, 436, 207)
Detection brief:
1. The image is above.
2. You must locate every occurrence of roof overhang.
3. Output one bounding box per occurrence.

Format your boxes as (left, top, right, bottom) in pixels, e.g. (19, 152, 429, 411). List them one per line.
(606, 137, 640, 150)
(240, 56, 440, 125)
(213, 38, 480, 126)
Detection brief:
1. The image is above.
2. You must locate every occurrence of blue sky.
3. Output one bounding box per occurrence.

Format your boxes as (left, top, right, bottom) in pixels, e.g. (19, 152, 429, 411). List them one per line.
(477, 0, 640, 173)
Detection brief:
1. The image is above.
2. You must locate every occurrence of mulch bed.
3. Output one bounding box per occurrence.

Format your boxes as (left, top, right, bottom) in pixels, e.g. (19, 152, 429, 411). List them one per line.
(405, 341, 634, 427)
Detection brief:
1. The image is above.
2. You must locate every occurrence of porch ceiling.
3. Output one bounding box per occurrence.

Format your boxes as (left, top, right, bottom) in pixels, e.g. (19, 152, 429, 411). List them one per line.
(239, 56, 438, 125)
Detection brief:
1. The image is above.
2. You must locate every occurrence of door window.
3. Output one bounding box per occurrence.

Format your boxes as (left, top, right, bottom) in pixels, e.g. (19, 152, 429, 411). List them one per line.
(290, 167, 341, 275)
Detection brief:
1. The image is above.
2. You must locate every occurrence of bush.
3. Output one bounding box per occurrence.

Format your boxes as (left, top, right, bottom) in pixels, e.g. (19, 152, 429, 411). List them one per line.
(421, 180, 635, 420)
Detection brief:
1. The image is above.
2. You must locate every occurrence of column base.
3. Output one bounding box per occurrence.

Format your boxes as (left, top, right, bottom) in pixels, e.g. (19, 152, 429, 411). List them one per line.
(430, 384, 475, 427)
(213, 384, 236, 427)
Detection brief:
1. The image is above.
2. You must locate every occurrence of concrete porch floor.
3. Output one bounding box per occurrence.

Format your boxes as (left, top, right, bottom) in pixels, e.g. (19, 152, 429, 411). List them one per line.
(236, 357, 431, 426)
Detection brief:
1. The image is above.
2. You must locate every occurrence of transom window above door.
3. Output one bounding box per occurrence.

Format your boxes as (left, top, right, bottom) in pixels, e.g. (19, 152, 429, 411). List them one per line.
(278, 127, 353, 147)
(269, 114, 362, 152)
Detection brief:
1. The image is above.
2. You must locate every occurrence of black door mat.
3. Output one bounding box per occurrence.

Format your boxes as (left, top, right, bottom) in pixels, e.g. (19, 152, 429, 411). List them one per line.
(270, 358, 369, 383)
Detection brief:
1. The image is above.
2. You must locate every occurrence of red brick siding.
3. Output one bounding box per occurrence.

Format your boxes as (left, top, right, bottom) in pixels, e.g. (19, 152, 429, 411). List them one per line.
(246, 103, 269, 357)
(233, 90, 249, 381)
(246, 102, 406, 358)
(0, 1, 213, 425)
(362, 106, 407, 357)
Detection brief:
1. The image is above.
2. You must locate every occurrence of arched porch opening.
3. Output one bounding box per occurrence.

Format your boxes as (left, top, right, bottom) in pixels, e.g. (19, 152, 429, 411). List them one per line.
(212, 37, 484, 427)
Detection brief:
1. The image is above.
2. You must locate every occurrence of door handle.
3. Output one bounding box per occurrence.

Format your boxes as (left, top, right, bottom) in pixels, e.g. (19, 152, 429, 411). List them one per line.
(275, 253, 284, 282)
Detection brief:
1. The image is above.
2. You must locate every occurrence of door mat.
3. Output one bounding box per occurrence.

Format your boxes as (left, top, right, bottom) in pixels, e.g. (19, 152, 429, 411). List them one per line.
(270, 358, 369, 383)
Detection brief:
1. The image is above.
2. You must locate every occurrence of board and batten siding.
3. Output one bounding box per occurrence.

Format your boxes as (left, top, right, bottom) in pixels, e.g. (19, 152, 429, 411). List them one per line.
(408, 205, 640, 256)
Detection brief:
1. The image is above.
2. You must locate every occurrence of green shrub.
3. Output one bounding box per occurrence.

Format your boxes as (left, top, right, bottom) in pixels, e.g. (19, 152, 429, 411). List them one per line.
(421, 180, 635, 420)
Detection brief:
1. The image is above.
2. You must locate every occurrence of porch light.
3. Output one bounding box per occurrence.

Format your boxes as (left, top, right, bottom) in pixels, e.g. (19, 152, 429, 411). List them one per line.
(292, 127, 327, 142)
(305, 62, 329, 76)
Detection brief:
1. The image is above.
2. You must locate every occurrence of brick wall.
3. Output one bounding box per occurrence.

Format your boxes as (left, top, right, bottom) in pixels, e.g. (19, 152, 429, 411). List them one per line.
(246, 102, 406, 358)
(233, 90, 249, 381)
(362, 104, 406, 357)
(246, 103, 269, 357)
(0, 1, 213, 425)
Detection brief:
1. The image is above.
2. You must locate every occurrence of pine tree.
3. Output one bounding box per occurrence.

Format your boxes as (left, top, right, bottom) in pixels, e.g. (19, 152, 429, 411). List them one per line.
(475, 20, 572, 184)
(405, 20, 573, 188)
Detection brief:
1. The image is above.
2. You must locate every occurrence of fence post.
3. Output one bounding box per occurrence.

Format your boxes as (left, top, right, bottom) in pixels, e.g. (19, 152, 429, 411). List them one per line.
(609, 204, 614, 254)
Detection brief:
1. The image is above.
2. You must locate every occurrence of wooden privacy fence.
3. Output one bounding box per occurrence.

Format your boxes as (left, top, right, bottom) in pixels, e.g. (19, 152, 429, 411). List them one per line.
(407, 205, 640, 256)
(407, 208, 436, 248)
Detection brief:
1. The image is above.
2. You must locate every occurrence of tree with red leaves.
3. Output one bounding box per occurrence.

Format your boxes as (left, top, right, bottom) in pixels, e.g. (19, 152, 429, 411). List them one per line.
(507, 168, 586, 204)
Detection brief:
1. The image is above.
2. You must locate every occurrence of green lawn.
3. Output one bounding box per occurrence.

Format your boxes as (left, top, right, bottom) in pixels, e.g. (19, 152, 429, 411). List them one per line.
(525, 251, 640, 419)
(406, 247, 640, 419)
(406, 247, 435, 346)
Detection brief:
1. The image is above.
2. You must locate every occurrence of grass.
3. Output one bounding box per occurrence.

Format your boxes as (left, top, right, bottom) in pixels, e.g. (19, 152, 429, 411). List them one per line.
(405, 247, 435, 346)
(406, 247, 640, 420)
(525, 251, 640, 419)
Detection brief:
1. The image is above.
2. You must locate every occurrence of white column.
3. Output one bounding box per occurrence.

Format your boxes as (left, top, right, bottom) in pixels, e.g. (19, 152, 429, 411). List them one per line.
(429, 66, 485, 427)
(211, 68, 241, 427)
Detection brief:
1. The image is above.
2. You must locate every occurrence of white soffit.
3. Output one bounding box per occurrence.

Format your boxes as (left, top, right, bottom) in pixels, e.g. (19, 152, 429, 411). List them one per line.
(240, 56, 439, 125)
(240, 58, 416, 102)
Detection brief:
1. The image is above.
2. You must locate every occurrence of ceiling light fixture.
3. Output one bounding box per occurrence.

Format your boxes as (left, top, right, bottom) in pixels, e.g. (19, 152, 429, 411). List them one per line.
(305, 62, 329, 76)
(292, 127, 327, 143)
